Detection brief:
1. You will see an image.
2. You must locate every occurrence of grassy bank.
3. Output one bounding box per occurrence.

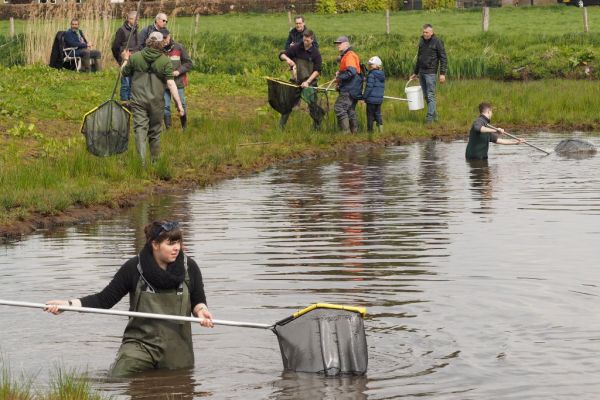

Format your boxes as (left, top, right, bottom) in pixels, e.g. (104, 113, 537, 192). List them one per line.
(1, 64, 599, 237)
(1, 361, 109, 400)
(2, 7, 600, 78)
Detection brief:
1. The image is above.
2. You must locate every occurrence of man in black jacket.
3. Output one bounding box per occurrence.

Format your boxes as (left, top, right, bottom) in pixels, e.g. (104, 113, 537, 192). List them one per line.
(410, 24, 447, 123)
(285, 15, 318, 50)
(111, 11, 139, 102)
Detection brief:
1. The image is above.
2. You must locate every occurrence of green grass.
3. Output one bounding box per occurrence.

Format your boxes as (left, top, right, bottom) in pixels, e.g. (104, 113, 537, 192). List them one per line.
(1, 358, 109, 400)
(1, 64, 599, 228)
(2, 7, 600, 232)
(3, 7, 600, 78)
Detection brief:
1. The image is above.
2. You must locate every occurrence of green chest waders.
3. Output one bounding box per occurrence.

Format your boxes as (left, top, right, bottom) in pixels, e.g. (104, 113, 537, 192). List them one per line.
(295, 58, 326, 129)
(131, 63, 167, 163)
(294, 58, 314, 85)
(110, 256, 193, 376)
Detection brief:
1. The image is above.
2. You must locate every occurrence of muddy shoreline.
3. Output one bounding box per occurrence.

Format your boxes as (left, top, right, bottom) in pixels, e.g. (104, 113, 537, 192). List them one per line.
(0, 124, 582, 242)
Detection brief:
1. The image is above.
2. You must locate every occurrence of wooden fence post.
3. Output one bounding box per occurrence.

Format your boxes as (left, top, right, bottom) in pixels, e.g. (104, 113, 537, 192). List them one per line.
(482, 7, 489, 32)
(386, 9, 390, 35)
(192, 14, 199, 58)
(9, 17, 14, 37)
(583, 7, 589, 33)
(287, 10, 292, 29)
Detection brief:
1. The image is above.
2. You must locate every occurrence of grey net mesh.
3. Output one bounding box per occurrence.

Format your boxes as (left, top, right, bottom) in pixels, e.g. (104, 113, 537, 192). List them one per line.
(81, 100, 131, 157)
(273, 306, 368, 376)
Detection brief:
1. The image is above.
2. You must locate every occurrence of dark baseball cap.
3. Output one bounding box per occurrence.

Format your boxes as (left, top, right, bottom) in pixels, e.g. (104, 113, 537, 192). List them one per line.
(334, 36, 349, 44)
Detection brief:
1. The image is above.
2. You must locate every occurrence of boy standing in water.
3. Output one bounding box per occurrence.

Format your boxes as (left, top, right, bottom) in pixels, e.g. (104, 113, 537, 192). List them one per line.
(465, 102, 524, 160)
(362, 56, 385, 133)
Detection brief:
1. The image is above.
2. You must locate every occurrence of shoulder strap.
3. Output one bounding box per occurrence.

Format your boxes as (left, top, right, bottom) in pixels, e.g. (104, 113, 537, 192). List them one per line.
(136, 255, 156, 293)
(177, 255, 189, 295)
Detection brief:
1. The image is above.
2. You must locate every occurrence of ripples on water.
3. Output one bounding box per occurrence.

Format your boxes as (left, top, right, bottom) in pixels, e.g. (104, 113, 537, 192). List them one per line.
(2, 135, 600, 399)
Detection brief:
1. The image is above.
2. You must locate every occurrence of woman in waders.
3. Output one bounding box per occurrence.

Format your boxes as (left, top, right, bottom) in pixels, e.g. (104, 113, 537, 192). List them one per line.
(45, 221, 213, 377)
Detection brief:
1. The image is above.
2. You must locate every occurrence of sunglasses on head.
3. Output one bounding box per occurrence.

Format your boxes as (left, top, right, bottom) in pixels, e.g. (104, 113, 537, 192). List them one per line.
(160, 221, 179, 232)
(151, 221, 179, 240)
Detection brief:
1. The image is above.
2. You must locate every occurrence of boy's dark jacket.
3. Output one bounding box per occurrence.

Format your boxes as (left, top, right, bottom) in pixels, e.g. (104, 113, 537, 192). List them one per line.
(363, 69, 385, 104)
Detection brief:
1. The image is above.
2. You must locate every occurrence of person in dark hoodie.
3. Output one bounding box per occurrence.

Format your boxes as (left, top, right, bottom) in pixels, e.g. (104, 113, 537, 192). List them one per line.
(161, 30, 193, 130)
(45, 220, 214, 377)
(334, 35, 363, 133)
(409, 24, 447, 124)
(111, 11, 140, 103)
(362, 56, 385, 133)
(121, 31, 184, 165)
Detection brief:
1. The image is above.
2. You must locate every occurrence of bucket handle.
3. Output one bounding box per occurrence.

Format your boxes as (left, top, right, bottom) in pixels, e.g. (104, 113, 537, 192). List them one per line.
(405, 78, 420, 90)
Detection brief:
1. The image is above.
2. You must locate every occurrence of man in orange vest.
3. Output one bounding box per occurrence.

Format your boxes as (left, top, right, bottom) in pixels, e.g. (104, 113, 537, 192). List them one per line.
(334, 36, 363, 133)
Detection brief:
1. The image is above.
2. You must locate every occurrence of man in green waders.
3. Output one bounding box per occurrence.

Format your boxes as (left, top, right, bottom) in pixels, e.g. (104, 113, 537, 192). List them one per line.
(121, 31, 184, 165)
(278, 29, 323, 130)
(465, 102, 524, 160)
(45, 221, 214, 377)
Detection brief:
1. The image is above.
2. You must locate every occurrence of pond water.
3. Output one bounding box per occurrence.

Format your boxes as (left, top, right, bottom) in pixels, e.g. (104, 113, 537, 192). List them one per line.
(2, 134, 600, 399)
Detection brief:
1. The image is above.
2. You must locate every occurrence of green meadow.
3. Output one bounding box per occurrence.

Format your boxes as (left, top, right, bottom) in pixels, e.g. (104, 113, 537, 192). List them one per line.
(1, 7, 600, 236)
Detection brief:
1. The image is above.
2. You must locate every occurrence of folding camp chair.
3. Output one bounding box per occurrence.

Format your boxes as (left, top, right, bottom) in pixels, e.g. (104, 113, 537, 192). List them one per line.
(62, 46, 82, 72)
(59, 31, 81, 71)
(49, 31, 82, 71)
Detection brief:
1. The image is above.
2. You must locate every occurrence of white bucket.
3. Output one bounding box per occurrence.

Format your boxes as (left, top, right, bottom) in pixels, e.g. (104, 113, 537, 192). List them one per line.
(405, 79, 424, 111)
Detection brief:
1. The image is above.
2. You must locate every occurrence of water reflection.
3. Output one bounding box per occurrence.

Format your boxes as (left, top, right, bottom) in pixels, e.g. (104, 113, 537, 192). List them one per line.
(272, 372, 367, 400)
(467, 159, 494, 213)
(102, 369, 211, 399)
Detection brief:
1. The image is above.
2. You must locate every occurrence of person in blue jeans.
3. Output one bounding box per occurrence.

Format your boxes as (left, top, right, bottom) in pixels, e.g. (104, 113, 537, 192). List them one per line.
(410, 24, 447, 123)
(161, 30, 192, 130)
(362, 56, 385, 133)
(111, 11, 140, 103)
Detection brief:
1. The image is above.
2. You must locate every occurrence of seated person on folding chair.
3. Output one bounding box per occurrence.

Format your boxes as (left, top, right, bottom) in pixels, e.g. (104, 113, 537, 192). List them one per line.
(63, 18, 102, 72)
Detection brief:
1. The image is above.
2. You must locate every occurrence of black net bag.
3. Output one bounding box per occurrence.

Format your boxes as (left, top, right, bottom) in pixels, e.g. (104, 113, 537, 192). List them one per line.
(302, 87, 329, 126)
(81, 100, 131, 157)
(273, 304, 368, 376)
(267, 78, 302, 115)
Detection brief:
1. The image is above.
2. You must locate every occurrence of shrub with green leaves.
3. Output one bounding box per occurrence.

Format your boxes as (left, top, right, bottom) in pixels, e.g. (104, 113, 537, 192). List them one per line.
(422, 0, 455, 10)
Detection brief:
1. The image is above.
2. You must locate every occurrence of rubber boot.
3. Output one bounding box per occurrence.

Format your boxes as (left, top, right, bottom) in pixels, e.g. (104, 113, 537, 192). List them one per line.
(349, 118, 358, 134)
(92, 59, 102, 72)
(149, 140, 160, 164)
(378, 125, 384, 133)
(81, 55, 91, 72)
(337, 117, 350, 133)
(180, 115, 187, 130)
(164, 115, 172, 129)
(279, 113, 291, 130)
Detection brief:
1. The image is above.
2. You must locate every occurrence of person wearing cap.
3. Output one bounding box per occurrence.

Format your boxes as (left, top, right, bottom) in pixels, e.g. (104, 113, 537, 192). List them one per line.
(138, 12, 168, 49)
(162, 30, 193, 130)
(278, 29, 323, 130)
(111, 11, 140, 103)
(45, 220, 214, 377)
(363, 56, 385, 133)
(285, 15, 319, 50)
(334, 35, 363, 133)
(63, 18, 102, 72)
(409, 24, 447, 124)
(121, 31, 184, 165)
